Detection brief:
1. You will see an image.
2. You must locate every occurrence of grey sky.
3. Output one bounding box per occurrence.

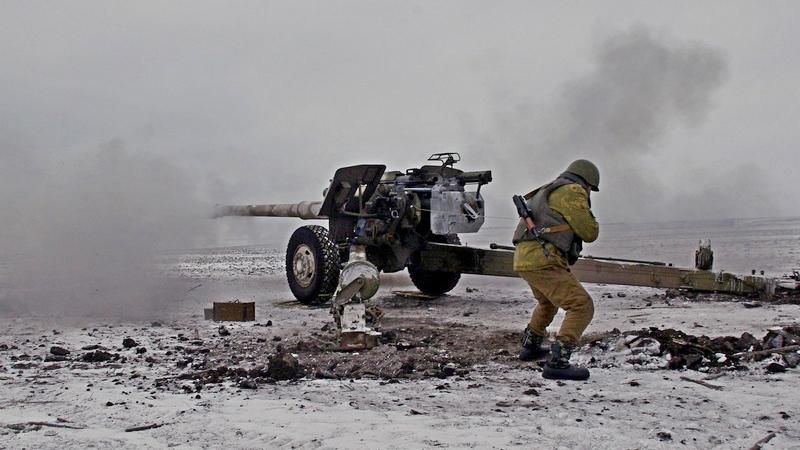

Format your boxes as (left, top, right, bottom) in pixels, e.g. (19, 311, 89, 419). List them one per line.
(2, 1, 798, 236)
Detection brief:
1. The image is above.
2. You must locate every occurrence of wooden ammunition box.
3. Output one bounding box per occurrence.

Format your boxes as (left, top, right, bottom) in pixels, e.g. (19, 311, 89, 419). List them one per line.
(212, 301, 255, 322)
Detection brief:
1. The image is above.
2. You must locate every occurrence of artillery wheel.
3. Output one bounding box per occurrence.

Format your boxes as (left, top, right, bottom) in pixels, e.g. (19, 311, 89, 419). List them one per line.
(408, 234, 461, 296)
(286, 225, 340, 304)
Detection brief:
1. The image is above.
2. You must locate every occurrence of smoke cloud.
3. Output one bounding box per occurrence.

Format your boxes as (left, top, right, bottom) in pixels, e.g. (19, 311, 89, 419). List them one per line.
(0, 139, 208, 317)
(553, 27, 727, 157)
(484, 27, 765, 223)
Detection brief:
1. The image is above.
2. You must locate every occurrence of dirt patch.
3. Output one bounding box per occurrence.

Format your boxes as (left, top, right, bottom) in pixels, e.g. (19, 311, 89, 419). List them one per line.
(154, 317, 526, 391)
(299, 318, 522, 380)
(155, 319, 800, 393)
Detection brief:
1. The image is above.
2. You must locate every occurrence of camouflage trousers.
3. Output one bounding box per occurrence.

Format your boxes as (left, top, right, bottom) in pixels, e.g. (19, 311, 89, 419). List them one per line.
(518, 267, 594, 345)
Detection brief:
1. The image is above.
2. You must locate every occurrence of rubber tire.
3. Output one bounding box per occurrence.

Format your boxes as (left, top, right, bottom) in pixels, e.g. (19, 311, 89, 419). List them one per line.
(286, 225, 340, 304)
(408, 234, 461, 296)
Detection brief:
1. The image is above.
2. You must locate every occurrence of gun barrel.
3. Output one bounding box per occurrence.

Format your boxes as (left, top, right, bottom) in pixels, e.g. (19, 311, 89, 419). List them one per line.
(213, 201, 324, 219)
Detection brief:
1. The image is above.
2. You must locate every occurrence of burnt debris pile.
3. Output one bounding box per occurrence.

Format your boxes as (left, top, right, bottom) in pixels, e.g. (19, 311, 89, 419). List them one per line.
(585, 326, 800, 372)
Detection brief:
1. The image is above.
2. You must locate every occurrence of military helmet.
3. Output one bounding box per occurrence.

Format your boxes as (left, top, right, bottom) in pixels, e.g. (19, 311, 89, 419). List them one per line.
(565, 159, 599, 192)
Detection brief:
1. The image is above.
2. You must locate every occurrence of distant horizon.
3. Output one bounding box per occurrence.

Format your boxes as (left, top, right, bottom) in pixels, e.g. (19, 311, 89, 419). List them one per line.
(183, 214, 800, 253)
(587, 214, 800, 227)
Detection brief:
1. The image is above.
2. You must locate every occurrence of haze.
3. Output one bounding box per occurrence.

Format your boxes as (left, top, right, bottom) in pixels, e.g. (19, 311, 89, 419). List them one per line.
(1, 2, 798, 315)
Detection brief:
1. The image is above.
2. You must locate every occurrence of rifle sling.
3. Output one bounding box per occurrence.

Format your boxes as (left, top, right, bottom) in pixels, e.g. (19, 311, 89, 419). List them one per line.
(539, 223, 571, 234)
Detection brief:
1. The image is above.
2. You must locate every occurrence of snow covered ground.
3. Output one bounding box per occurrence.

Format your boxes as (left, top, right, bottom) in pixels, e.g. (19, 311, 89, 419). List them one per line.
(1, 270, 798, 449)
(2, 217, 799, 449)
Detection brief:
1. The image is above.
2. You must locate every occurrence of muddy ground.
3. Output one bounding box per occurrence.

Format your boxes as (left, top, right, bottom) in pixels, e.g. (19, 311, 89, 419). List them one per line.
(1, 249, 799, 449)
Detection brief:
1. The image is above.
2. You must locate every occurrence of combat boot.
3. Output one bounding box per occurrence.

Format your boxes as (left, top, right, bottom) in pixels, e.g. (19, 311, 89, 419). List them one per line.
(519, 328, 549, 361)
(542, 340, 589, 381)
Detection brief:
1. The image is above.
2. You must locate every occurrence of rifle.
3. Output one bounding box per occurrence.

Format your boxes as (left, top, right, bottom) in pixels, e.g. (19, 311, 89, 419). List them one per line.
(513, 194, 539, 238)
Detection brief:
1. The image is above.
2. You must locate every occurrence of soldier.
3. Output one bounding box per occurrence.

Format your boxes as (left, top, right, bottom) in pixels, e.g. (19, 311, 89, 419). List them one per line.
(512, 159, 600, 380)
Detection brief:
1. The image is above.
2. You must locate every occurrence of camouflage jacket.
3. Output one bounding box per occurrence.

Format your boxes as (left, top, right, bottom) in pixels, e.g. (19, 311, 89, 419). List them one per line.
(513, 183, 598, 271)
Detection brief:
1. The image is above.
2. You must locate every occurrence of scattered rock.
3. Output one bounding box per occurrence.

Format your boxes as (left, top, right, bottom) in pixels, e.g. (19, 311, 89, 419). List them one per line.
(176, 359, 192, 368)
(437, 363, 457, 379)
(616, 292, 627, 298)
(736, 332, 759, 351)
(313, 369, 339, 380)
(656, 431, 672, 441)
(11, 362, 36, 369)
(667, 356, 684, 370)
(136, 347, 147, 354)
(628, 337, 661, 356)
(267, 349, 304, 381)
(783, 352, 800, 368)
(764, 328, 798, 349)
(238, 379, 258, 389)
(665, 289, 681, 299)
(81, 344, 104, 351)
(765, 362, 786, 373)
(400, 358, 416, 374)
(122, 338, 139, 349)
(247, 365, 269, 378)
(82, 351, 114, 363)
(218, 326, 230, 337)
(50, 346, 70, 356)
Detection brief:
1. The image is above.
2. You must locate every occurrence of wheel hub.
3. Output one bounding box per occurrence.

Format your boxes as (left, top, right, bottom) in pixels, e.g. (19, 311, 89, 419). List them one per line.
(292, 244, 316, 288)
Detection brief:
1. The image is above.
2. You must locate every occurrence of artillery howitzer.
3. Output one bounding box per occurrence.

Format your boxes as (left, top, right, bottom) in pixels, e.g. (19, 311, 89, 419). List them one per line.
(216, 153, 490, 302)
(215, 153, 491, 347)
